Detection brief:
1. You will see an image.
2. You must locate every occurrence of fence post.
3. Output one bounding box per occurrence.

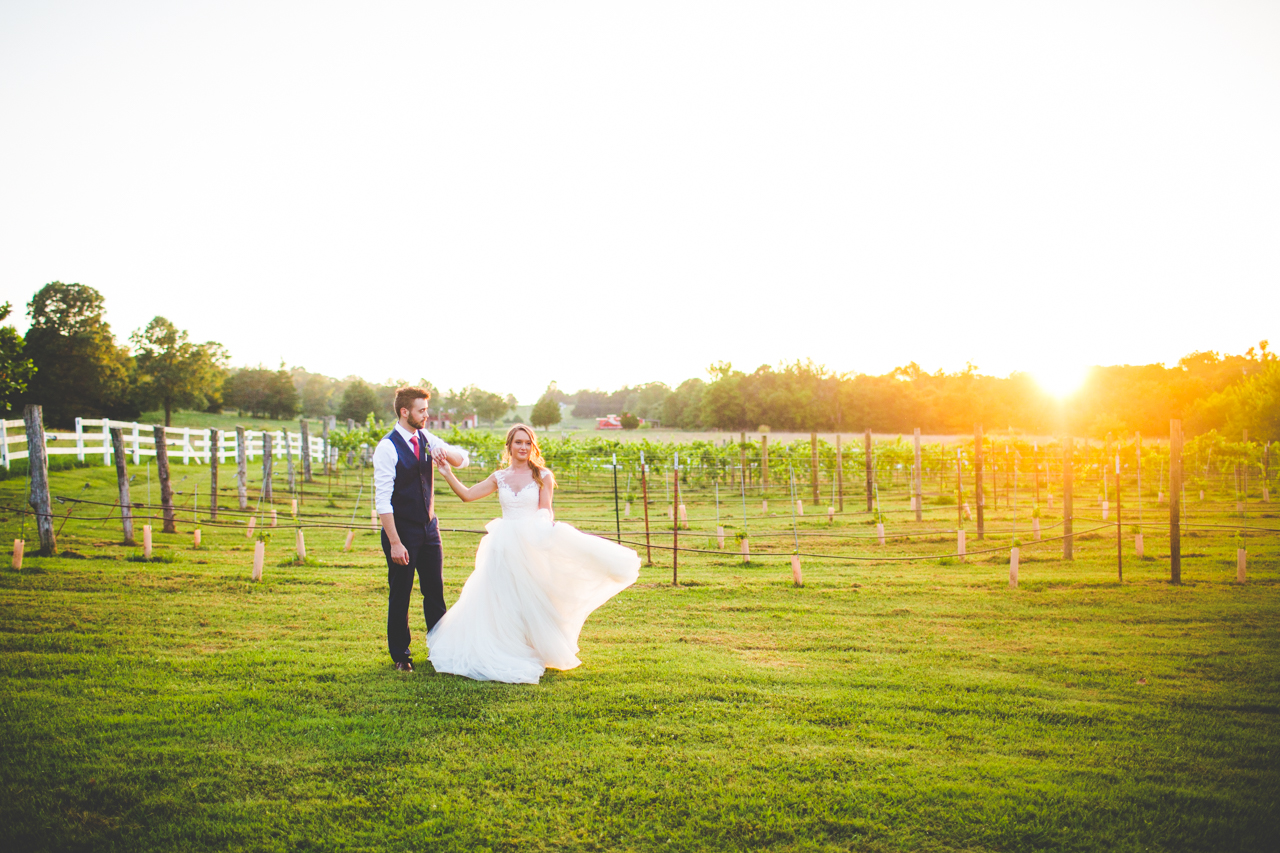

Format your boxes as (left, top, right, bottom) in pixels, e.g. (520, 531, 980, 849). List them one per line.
(153, 426, 177, 533)
(75, 417, 85, 462)
(321, 419, 330, 475)
(24, 405, 56, 555)
(300, 419, 313, 483)
(913, 428, 923, 522)
(236, 427, 248, 510)
(182, 427, 191, 464)
(672, 453, 680, 586)
(975, 424, 985, 540)
(110, 427, 136, 545)
(131, 422, 140, 464)
(810, 432, 819, 505)
(1170, 419, 1182, 584)
(640, 460, 652, 566)
(284, 427, 295, 493)
(100, 419, 111, 465)
(835, 434, 844, 512)
(262, 433, 274, 502)
(1063, 435, 1074, 560)
(864, 429, 874, 512)
(761, 434, 769, 496)
(0, 419, 7, 469)
(208, 428, 219, 521)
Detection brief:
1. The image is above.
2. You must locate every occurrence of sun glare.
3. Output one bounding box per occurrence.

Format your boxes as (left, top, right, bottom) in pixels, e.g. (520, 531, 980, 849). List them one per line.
(1034, 364, 1089, 399)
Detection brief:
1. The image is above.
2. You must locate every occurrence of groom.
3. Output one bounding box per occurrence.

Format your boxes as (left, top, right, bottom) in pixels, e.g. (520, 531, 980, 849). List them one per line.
(372, 386, 470, 672)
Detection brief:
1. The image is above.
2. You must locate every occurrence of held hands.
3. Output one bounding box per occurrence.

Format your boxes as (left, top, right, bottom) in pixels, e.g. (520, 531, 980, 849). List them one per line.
(432, 446, 452, 472)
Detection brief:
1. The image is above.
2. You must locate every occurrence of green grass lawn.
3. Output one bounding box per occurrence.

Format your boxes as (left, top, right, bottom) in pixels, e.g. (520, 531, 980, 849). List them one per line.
(0, 460, 1277, 851)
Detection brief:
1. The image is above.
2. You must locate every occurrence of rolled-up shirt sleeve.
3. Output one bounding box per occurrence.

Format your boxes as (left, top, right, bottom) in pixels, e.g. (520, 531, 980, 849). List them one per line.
(424, 431, 470, 468)
(372, 438, 397, 515)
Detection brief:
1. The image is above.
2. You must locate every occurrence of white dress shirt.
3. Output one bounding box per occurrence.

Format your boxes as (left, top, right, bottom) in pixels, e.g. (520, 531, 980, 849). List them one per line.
(372, 423, 470, 515)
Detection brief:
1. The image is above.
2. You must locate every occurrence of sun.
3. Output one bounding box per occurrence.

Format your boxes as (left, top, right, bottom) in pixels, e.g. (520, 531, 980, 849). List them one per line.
(1034, 363, 1089, 399)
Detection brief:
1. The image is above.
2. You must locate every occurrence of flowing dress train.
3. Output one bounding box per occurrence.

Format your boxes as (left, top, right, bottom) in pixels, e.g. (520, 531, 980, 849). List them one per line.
(427, 468, 640, 683)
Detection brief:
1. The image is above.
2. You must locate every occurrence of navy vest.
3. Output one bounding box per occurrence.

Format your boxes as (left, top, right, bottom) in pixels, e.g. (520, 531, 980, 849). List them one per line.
(387, 429, 435, 545)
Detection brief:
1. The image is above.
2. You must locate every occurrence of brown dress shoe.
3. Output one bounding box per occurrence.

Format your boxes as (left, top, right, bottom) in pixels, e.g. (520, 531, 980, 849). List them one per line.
(394, 661, 414, 673)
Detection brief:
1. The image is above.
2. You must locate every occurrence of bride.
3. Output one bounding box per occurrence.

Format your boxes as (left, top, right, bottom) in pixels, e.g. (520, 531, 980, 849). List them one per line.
(428, 424, 640, 683)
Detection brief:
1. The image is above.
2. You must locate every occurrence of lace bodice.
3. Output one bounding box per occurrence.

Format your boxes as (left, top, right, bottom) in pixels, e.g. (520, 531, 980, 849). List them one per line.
(495, 468, 544, 520)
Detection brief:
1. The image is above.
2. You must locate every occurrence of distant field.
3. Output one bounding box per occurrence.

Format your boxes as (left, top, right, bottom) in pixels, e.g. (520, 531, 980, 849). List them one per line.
(1, 454, 1276, 851)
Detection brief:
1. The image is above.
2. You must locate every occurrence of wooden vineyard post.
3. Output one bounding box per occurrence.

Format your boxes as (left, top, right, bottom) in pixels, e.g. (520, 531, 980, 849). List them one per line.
(640, 458, 652, 566)
(761, 434, 769, 499)
(810, 432, 819, 505)
(672, 453, 680, 586)
(321, 419, 330, 476)
(1136, 432, 1144, 557)
(835, 434, 844, 512)
(974, 424, 985, 540)
(300, 419, 313, 483)
(913, 428, 923, 522)
(284, 427, 295, 493)
(110, 427, 136, 545)
(1170, 419, 1182, 584)
(1115, 450, 1122, 582)
(1063, 436, 1074, 561)
(262, 433, 274, 502)
(153, 426, 177, 533)
(236, 427, 248, 510)
(956, 449, 964, 528)
(24, 405, 56, 555)
(208, 428, 219, 521)
(864, 429, 874, 512)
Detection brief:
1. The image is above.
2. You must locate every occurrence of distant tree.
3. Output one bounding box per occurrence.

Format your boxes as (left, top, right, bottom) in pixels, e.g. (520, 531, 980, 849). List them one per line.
(530, 394, 562, 429)
(223, 364, 299, 418)
(20, 282, 137, 426)
(542, 381, 570, 405)
(662, 378, 705, 429)
(0, 302, 35, 411)
(294, 368, 338, 417)
(340, 379, 381, 423)
(472, 389, 512, 424)
(130, 316, 230, 425)
(619, 411, 640, 430)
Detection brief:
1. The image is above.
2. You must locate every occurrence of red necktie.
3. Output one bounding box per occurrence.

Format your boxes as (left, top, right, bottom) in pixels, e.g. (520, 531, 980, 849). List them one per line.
(410, 435, 420, 460)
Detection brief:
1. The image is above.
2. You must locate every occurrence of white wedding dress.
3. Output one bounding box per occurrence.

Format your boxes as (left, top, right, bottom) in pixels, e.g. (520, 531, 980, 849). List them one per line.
(427, 468, 641, 684)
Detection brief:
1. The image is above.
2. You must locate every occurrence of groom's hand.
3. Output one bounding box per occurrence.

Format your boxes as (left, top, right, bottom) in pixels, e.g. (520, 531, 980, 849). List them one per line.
(390, 541, 410, 565)
(431, 447, 450, 469)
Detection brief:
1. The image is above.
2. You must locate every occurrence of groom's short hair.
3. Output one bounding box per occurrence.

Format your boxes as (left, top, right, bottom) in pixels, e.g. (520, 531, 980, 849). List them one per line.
(394, 385, 432, 418)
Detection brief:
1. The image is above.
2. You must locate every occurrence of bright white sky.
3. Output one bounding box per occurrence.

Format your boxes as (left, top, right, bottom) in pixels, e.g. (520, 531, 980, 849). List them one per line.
(2, 1, 1277, 403)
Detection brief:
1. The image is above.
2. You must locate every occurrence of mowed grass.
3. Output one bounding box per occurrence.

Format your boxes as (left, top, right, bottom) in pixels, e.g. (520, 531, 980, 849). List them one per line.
(0, 460, 1277, 852)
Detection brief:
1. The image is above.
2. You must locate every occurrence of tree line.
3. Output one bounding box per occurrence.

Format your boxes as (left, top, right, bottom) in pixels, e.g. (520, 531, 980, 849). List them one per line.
(531, 348, 1279, 440)
(2, 282, 1274, 440)
(0, 282, 519, 428)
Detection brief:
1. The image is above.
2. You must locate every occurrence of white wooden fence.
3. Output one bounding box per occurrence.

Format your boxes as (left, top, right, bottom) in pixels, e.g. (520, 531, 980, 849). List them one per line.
(0, 417, 332, 470)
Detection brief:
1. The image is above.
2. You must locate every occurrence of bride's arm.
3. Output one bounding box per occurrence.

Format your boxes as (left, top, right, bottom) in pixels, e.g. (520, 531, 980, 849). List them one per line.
(437, 464, 498, 502)
(539, 468, 556, 518)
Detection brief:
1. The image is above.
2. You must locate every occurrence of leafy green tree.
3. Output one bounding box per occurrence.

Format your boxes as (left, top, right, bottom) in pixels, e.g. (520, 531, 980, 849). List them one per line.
(472, 389, 512, 424)
(530, 394, 562, 429)
(0, 302, 36, 411)
(130, 316, 229, 425)
(223, 364, 299, 418)
(340, 379, 381, 423)
(619, 411, 640, 430)
(21, 282, 137, 426)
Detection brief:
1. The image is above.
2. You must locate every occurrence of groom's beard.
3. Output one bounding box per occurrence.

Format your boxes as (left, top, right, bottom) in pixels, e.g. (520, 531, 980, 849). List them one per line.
(406, 413, 426, 430)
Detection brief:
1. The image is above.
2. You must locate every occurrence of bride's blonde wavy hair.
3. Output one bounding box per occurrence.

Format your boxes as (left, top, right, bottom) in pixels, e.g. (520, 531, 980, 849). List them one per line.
(501, 424, 548, 488)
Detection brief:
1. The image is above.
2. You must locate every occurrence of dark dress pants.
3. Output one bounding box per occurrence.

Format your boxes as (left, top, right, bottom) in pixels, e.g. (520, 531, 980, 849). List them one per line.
(382, 520, 444, 663)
